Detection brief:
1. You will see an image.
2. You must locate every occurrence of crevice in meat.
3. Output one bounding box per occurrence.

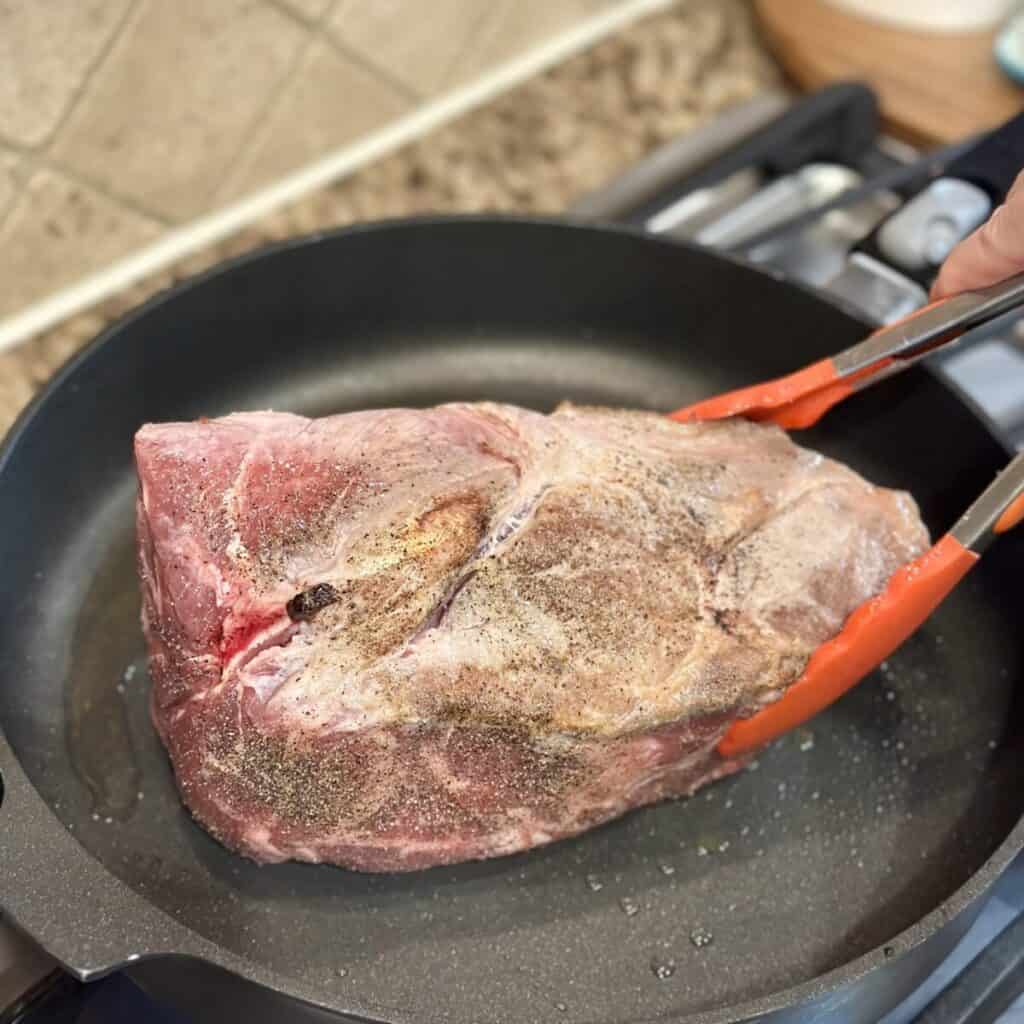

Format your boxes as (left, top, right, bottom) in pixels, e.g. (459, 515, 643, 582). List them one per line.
(474, 484, 551, 560)
(405, 569, 480, 649)
(219, 613, 299, 677)
(429, 569, 479, 630)
(406, 484, 551, 649)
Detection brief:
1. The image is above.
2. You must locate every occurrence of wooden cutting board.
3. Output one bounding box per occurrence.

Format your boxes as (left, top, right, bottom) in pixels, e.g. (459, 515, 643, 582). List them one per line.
(754, 0, 1023, 145)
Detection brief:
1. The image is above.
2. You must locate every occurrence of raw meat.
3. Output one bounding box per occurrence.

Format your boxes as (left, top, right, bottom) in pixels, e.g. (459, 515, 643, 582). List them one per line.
(134, 403, 928, 871)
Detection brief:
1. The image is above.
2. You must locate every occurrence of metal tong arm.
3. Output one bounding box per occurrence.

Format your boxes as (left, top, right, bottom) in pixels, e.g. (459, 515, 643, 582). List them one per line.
(951, 450, 1024, 553)
(835, 270, 1024, 378)
(672, 271, 1024, 430)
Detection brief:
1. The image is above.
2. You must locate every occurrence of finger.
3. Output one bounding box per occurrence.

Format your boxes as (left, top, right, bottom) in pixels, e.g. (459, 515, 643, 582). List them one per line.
(931, 170, 1024, 299)
(1007, 168, 1024, 202)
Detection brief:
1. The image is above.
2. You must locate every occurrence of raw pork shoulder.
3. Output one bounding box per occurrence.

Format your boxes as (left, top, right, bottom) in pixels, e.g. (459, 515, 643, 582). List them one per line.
(135, 403, 928, 871)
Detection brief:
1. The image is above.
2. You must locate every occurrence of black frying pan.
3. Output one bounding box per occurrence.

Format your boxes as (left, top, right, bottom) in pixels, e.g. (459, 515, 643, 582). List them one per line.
(1, 218, 1022, 1024)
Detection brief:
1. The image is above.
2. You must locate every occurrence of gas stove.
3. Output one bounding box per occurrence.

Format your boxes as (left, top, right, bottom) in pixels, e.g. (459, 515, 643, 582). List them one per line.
(3, 83, 1024, 1024)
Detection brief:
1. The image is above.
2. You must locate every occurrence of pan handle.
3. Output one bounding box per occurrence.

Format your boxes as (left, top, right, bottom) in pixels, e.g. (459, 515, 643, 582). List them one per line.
(0, 738, 349, 1018)
(0, 734, 199, 981)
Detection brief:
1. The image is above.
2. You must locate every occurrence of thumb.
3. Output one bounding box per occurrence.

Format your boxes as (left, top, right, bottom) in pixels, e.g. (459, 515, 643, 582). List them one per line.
(931, 170, 1024, 300)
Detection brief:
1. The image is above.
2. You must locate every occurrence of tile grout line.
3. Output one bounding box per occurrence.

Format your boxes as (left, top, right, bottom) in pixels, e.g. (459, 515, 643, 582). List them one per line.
(39, 155, 172, 226)
(0, 202, 15, 236)
(262, 0, 341, 31)
(0, 145, 171, 229)
(0, 0, 147, 230)
(0, 0, 677, 354)
(0, 1, 173, 234)
(321, 0, 345, 24)
(437, 0, 512, 95)
(323, 34, 425, 105)
(37, 0, 145, 159)
(276, 0, 425, 103)
(17, 0, 325, 228)
(216, 0, 422, 204)
(210, 10, 324, 207)
(0, 0, 140, 157)
(0, 150, 31, 236)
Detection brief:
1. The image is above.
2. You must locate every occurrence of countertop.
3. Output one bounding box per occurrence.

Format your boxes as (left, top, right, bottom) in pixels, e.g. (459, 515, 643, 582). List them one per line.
(0, 0, 779, 436)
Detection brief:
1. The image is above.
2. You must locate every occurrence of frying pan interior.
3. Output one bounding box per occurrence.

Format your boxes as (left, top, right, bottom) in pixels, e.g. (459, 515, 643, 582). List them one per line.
(1, 219, 1023, 1024)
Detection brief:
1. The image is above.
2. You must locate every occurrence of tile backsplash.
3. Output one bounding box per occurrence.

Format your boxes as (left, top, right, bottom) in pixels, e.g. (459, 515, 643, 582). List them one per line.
(0, 0, 633, 322)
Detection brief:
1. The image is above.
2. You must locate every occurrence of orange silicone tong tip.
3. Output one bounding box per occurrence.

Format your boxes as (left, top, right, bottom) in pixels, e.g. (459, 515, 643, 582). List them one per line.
(716, 534, 978, 760)
(670, 358, 844, 429)
(996, 491, 1024, 534)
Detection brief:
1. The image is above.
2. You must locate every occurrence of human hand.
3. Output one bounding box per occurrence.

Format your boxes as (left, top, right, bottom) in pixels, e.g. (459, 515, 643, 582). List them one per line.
(932, 170, 1024, 299)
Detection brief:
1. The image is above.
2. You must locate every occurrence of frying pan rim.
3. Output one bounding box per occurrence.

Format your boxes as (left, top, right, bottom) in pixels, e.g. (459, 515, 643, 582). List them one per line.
(0, 213, 1019, 1024)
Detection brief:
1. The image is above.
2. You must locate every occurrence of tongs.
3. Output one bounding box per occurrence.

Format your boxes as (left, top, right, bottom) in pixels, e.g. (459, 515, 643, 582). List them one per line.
(670, 273, 1024, 758)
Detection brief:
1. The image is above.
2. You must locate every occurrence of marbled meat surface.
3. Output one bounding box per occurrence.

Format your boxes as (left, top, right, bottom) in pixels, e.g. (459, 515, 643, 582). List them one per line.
(134, 403, 928, 871)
